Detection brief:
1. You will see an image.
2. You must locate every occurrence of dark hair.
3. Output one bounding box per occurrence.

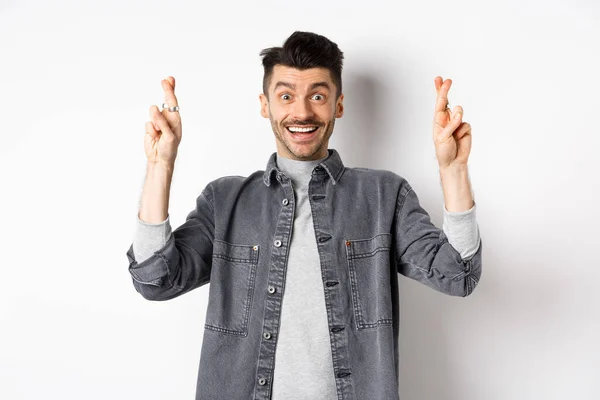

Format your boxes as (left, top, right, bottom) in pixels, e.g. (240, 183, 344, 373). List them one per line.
(259, 31, 344, 99)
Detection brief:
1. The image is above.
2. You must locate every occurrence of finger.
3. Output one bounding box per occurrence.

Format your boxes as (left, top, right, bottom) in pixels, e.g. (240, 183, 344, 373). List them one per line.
(151, 106, 176, 141)
(435, 78, 452, 113)
(434, 76, 442, 92)
(438, 105, 463, 141)
(434, 110, 448, 130)
(145, 121, 159, 140)
(161, 77, 179, 108)
(453, 122, 471, 140)
(149, 105, 161, 131)
(450, 105, 463, 121)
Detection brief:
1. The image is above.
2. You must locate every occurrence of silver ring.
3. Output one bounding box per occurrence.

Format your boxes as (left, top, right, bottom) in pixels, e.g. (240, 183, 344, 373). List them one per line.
(161, 103, 180, 112)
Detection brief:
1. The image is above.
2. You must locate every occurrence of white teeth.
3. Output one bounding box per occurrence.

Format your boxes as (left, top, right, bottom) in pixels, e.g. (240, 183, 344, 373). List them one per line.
(288, 126, 317, 133)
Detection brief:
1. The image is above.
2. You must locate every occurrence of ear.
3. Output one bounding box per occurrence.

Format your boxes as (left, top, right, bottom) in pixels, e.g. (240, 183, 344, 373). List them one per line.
(259, 93, 269, 118)
(335, 93, 344, 118)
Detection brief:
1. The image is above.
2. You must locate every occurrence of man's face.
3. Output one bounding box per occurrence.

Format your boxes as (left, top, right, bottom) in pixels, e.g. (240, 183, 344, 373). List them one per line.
(260, 65, 344, 161)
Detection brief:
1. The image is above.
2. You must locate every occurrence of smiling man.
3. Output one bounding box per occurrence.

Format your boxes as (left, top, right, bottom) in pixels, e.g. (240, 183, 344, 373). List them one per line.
(127, 31, 482, 400)
(260, 64, 343, 161)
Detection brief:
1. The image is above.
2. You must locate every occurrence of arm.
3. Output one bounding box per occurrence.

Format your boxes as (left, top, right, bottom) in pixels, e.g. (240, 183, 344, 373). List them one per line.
(396, 76, 481, 295)
(394, 181, 482, 296)
(126, 75, 213, 300)
(440, 163, 481, 260)
(126, 184, 215, 301)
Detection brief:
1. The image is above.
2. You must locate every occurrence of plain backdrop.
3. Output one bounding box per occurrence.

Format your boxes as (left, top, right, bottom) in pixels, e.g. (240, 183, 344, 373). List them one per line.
(1, 0, 599, 399)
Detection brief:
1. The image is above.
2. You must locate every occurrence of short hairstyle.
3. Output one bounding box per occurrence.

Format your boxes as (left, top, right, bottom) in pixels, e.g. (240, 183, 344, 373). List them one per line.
(259, 31, 344, 99)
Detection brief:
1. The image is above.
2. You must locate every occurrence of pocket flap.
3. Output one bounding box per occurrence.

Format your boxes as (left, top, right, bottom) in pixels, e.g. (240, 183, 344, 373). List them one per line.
(346, 233, 392, 258)
(213, 240, 259, 263)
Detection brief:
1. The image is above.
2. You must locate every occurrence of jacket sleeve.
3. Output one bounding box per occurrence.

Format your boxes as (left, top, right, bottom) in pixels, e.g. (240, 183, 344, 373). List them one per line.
(394, 181, 482, 296)
(125, 185, 215, 301)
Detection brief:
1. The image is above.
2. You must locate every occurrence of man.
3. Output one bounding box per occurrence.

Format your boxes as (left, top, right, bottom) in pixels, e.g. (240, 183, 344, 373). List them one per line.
(127, 31, 482, 400)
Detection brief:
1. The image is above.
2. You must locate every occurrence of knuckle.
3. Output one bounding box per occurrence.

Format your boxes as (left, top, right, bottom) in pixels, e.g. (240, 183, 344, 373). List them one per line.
(163, 135, 176, 144)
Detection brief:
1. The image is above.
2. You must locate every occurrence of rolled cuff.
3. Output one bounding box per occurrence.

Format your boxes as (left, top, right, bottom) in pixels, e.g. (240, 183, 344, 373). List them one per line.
(133, 212, 173, 264)
(127, 234, 178, 286)
(442, 201, 481, 260)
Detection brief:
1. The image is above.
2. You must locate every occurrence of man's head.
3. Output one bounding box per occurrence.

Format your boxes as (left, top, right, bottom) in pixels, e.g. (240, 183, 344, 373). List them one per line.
(259, 31, 345, 161)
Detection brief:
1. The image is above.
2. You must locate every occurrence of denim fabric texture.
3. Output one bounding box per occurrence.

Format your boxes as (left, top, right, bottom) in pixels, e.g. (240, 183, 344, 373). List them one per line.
(125, 149, 483, 400)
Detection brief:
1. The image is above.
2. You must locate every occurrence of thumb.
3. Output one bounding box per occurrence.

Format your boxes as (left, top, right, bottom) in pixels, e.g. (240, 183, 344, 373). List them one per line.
(153, 107, 176, 142)
(442, 106, 463, 141)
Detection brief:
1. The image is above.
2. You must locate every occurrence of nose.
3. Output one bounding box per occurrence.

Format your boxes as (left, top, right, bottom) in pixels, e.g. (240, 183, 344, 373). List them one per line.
(291, 97, 314, 121)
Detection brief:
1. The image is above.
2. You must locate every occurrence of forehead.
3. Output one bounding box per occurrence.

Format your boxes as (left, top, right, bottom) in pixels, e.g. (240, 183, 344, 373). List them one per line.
(270, 65, 333, 91)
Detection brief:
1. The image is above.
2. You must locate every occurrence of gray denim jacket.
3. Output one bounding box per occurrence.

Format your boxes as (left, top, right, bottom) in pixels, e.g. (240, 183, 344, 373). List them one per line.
(125, 149, 483, 400)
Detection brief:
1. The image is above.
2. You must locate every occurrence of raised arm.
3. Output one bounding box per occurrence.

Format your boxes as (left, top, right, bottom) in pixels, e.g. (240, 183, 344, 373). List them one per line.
(126, 76, 213, 300)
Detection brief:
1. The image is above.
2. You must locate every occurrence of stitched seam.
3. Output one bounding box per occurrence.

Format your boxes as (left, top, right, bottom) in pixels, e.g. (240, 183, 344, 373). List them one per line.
(348, 233, 392, 243)
(400, 261, 428, 273)
(129, 273, 162, 286)
(242, 262, 257, 332)
(357, 319, 393, 329)
(346, 256, 365, 330)
(200, 190, 215, 213)
(321, 162, 335, 184)
(350, 247, 391, 259)
(204, 324, 247, 336)
(394, 185, 413, 224)
(213, 254, 256, 263)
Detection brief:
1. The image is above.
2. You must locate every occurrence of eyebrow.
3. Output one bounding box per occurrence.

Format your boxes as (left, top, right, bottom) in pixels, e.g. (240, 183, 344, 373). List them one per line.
(273, 81, 331, 92)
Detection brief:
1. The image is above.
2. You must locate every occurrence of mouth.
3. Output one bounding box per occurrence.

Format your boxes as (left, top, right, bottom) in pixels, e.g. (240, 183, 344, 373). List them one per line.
(286, 125, 319, 140)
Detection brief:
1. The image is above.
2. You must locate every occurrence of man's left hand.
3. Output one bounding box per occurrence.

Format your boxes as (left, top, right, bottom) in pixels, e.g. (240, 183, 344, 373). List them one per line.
(433, 76, 472, 170)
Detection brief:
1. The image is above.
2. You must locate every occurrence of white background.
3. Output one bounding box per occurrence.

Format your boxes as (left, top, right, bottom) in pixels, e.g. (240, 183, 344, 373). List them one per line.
(1, 0, 599, 399)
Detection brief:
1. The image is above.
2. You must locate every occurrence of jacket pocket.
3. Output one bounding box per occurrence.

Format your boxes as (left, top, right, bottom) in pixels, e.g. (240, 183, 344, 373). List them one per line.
(345, 233, 393, 329)
(204, 240, 259, 336)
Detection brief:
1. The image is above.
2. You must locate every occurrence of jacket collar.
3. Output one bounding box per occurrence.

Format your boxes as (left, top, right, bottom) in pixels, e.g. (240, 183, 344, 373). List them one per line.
(263, 149, 345, 186)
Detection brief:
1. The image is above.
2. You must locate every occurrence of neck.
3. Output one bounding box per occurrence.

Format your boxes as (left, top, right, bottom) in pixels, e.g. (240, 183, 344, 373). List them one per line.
(276, 152, 329, 187)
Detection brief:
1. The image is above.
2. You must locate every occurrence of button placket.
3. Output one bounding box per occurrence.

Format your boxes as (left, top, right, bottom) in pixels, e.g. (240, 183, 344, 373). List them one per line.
(308, 179, 353, 395)
(254, 177, 295, 399)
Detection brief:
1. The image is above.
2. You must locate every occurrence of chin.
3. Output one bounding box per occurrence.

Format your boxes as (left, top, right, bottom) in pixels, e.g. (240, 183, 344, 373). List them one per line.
(290, 146, 324, 160)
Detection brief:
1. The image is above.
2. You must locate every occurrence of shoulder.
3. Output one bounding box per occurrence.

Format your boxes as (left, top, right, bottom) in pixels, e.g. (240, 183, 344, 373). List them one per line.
(342, 166, 412, 191)
(201, 170, 265, 198)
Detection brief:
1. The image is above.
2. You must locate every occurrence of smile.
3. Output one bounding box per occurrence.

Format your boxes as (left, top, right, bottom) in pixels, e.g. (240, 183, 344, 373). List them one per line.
(287, 126, 318, 133)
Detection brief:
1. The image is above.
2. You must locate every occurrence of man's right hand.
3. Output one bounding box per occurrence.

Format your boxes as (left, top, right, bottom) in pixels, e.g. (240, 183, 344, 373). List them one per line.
(145, 76, 182, 166)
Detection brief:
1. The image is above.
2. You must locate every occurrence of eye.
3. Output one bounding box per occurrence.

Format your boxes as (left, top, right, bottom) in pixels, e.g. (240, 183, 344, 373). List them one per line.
(312, 94, 324, 101)
(280, 94, 291, 101)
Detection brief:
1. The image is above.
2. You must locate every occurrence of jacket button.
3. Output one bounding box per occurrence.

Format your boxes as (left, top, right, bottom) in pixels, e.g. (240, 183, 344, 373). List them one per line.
(258, 377, 266, 385)
(282, 198, 289, 206)
(263, 332, 271, 340)
(268, 286, 276, 294)
(274, 240, 282, 247)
